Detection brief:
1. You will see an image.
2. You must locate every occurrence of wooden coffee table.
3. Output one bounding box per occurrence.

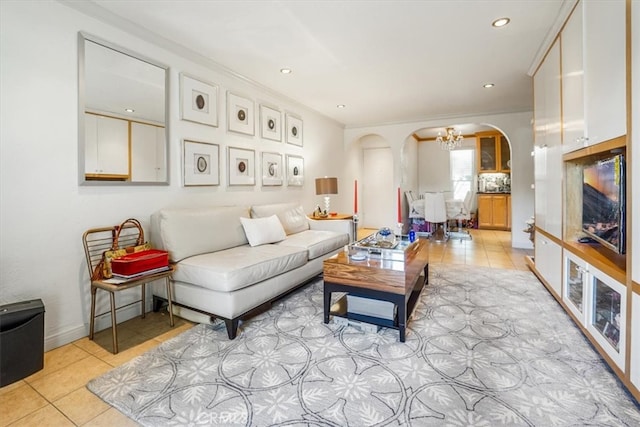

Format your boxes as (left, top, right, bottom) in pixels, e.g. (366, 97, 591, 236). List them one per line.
(323, 238, 429, 342)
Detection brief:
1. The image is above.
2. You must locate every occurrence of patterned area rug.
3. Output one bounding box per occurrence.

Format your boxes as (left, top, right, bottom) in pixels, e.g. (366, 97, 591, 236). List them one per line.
(88, 265, 640, 426)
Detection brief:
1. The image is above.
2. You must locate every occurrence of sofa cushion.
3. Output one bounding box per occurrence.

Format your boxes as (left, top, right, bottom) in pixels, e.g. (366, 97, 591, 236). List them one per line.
(154, 206, 250, 262)
(251, 202, 309, 235)
(172, 244, 308, 292)
(240, 215, 286, 246)
(277, 230, 348, 260)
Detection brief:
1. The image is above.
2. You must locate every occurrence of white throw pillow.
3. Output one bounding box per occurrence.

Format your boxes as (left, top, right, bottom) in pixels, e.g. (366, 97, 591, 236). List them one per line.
(279, 205, 310, 235)
(240, 215, 287, 246)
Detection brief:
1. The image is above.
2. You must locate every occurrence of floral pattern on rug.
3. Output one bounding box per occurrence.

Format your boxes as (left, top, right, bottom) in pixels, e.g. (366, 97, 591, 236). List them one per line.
(88, 265, 640, 426)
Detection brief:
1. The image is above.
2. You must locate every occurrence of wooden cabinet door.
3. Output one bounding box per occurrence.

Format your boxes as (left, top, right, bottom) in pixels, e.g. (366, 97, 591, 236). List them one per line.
(491, 195, 508, 228)
(477, 195, 493, 228)
(507, 195, 512, 230)
(499, 136, 510, 172)
(478, 194, 510, 230)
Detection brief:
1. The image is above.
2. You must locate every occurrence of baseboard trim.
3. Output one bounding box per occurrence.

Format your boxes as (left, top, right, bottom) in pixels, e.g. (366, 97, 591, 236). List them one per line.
(44, 300, 152, 351)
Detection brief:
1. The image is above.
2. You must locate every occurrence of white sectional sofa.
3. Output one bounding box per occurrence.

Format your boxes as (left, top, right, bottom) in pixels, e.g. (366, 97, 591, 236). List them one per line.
(150, 202, 350, 339)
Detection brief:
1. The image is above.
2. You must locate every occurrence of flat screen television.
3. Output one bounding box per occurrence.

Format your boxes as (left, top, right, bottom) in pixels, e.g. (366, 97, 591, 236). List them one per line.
(582, 153, 625, 254)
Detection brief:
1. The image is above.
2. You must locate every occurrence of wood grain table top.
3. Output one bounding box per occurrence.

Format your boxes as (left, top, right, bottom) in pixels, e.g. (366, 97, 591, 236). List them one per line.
(323, 238, 429, 295)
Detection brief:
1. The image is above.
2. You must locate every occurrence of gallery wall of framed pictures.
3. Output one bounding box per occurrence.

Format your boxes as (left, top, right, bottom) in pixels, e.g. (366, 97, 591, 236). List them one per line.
(179, 71, 305, 189)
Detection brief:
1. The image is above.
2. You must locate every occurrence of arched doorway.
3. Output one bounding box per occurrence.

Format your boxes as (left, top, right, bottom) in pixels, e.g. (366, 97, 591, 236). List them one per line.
(402, 123, 513, 237)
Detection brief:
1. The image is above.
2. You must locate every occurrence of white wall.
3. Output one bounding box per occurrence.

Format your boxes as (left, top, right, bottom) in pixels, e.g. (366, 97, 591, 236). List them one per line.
(0, 0, 345, 350)
(344, 111, 535, 249)
(417, 142, 451, 193)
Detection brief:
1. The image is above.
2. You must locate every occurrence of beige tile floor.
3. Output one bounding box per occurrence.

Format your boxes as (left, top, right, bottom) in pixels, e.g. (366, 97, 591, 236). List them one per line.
(0, 229, 531, 426)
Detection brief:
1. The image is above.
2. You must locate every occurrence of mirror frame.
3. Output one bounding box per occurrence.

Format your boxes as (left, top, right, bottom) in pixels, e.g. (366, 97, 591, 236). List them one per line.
(78, 32, 170, 186)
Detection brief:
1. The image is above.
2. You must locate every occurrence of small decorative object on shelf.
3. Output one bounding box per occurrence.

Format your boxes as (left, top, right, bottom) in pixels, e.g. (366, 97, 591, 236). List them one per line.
(312, 205, 328, 218)
(376, 227, 397, 249)
(523, 216, 535, 245)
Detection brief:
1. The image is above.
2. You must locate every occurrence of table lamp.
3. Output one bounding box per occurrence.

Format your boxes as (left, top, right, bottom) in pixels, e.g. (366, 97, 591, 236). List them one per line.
(315, 177, 338, 214)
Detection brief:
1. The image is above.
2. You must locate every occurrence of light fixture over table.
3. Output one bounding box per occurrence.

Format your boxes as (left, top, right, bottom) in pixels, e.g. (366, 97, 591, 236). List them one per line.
(315, 177, 338, 214)
(437, 127, 464, 150)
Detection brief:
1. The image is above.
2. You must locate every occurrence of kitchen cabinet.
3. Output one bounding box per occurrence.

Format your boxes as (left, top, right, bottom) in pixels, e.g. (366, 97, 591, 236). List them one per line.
(131, 122, 166, 182)
(477, 194, 509, 230)
(84, 113, 129, 178)
(476, 132, 510, 173)
(561, 0, 626, 153)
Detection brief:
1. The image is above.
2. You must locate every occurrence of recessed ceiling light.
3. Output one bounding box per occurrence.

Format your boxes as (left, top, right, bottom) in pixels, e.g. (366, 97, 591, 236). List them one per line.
(492, 17, 510, 28)
(483, 83, 495, 88)
(124, 108, 135, 113)
(337, 104, 346, 109)
(280, 68, 292, 74)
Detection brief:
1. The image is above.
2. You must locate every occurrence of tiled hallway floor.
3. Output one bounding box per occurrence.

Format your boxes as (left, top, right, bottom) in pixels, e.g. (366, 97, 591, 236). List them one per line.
(1, 230, 532, 426)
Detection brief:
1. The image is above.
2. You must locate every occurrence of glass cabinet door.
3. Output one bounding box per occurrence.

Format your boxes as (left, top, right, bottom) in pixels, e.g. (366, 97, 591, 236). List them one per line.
(500, 136, 510, 171)
(478, 136, 498, 172)
(584, 264, 626, 370)
(567, 258, 584, 313)
(591, 277, 622, 352)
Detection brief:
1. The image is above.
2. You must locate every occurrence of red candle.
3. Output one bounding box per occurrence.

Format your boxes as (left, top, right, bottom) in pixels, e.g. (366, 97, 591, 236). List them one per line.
(354, 180, 358, 214)
(397, 187, 402, 223)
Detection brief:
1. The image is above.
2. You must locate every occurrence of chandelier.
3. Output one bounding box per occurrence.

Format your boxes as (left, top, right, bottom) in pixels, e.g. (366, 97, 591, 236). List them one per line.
(437, 127, 463, 150)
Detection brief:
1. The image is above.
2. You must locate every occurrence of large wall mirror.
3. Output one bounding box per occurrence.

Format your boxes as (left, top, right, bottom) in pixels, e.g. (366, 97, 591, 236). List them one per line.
(78, 32, 169, 185)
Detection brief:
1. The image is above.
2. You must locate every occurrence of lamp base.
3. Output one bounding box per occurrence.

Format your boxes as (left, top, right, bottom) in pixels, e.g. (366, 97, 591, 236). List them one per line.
(323, 196, 331, 214)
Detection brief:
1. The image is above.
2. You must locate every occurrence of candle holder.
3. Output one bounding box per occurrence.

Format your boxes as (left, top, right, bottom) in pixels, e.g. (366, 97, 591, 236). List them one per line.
(396, 222, 403, 237)
(352, 213, 359, 243)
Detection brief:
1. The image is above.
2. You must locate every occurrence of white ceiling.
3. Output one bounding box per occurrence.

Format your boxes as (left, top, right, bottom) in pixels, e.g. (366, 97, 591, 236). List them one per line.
(77, 0, 569, 133)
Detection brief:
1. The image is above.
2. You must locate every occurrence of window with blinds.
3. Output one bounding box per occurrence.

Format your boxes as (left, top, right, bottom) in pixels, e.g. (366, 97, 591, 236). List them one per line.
(450, 149, 474, 200)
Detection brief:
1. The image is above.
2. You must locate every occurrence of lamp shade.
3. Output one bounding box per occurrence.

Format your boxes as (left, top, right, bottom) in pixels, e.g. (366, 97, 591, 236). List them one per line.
(315, 177, 338, 195)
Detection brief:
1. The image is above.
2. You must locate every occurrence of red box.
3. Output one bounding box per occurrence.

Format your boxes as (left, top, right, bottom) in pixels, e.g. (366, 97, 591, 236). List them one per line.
(111, 249, 169, 276)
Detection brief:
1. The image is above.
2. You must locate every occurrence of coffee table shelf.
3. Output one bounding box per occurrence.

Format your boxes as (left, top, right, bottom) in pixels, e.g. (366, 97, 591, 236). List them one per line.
(327, 274, 426, 333)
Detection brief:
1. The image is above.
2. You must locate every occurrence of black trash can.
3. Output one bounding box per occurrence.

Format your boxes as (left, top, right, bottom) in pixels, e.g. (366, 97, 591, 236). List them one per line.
(0, 299, 45, 387)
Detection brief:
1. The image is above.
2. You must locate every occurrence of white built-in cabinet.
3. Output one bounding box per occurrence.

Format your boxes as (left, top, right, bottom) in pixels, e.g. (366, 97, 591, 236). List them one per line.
(563, 250, 627, 371)
(534, 233, 562, 297)
(84, 113, 129, 176)
(630, 0, 639, 394)
(631, 294, 640, 390)
(533, 40, 562, 239)
(560, 0, 584, 152)
(561, 0, 626, 153)
(533, 0, 637, 400)
(131, 122, 166, 182)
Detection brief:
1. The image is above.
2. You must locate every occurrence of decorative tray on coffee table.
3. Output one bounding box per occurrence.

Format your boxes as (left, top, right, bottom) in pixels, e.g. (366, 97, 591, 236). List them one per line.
(349, 233, 415, 261)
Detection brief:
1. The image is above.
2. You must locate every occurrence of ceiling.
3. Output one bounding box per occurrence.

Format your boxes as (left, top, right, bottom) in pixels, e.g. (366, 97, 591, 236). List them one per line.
(76, 0, 569, 135)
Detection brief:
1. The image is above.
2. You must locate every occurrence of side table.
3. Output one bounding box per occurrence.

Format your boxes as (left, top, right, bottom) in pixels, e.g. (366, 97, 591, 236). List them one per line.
(309, 213, 358, 242)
